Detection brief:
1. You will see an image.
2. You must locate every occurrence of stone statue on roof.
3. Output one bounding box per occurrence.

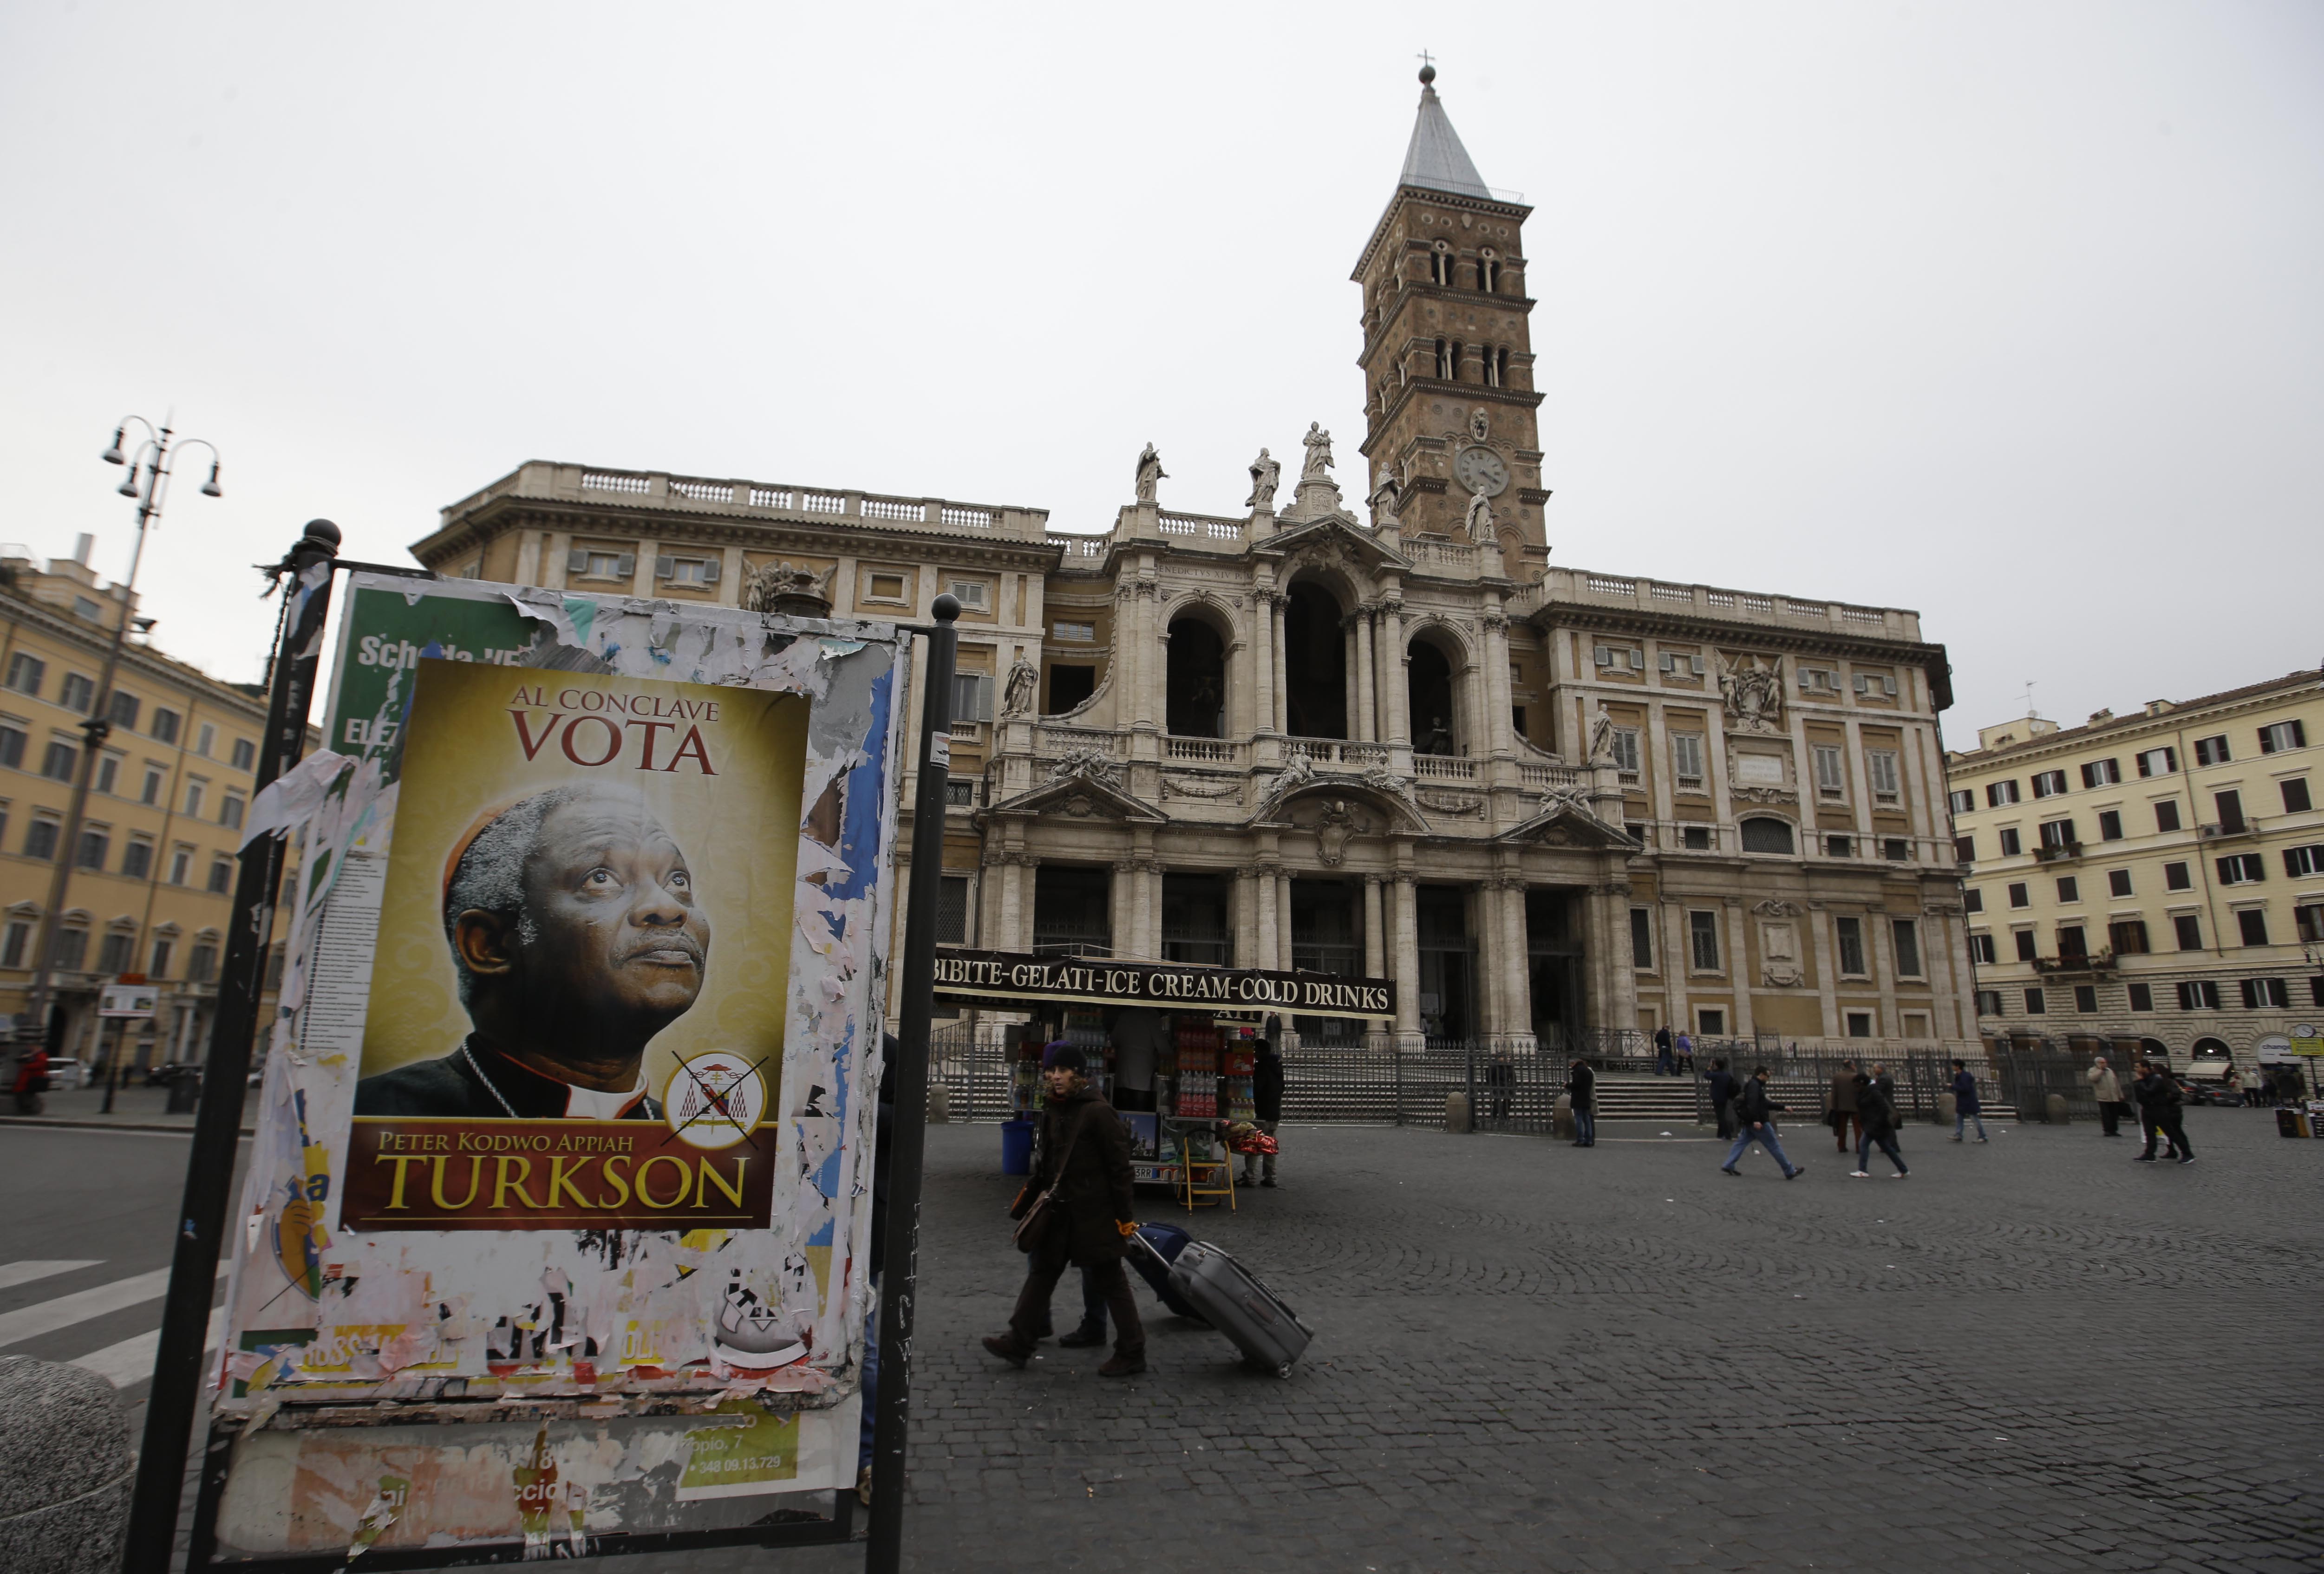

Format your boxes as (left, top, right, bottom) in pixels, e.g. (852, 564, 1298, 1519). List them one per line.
(1246, 448, 1280, 511)
(1134, 443, 1166, 504)
(1300, 423, 1335, 485)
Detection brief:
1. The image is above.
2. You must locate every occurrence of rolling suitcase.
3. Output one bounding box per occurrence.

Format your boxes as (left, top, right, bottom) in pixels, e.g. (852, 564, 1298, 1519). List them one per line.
(1137, 1236, 1312, 1378)
(1129, 1223, 1206, 1321)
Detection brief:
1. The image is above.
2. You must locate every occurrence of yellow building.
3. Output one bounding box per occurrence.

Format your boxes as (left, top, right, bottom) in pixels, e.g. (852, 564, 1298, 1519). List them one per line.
(0, 538, 285, 1070)
(1944, 668, 2324, 1073)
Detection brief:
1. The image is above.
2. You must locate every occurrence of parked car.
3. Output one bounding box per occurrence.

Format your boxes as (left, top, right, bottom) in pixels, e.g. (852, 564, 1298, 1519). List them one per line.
(2179, 1077, 2243, 1108)
(43, 1057, 88, 1091)
(144, 1061, 202, 1087)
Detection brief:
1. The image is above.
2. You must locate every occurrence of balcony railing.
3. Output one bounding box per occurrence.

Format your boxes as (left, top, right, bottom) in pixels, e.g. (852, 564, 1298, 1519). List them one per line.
(1287, 738, 1390, 769)
(2031, 950, 2117, 977)
(2032, 840, 2082, 863)
(1164, 736, 1246, 766)
(2198, 819, 2259, 841)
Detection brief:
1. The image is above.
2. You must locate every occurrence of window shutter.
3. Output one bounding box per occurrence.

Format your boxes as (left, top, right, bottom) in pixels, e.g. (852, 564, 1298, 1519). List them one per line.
(700, 556, 720, 585)
(654, 555, 675, 580)
(2297, 720, 2309, 748)
(614, 553, 636, 578)
(567, 548, 588, 574)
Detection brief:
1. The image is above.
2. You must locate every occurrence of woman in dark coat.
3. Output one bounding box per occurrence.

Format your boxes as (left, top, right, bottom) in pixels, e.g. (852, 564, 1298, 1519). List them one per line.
(984, 1047, 1146, 1376)
(1848, 1071, 1907, 1177)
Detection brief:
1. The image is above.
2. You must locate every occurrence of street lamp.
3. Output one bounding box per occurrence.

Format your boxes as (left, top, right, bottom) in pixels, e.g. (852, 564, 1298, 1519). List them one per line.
(19, 418, 223, 1054)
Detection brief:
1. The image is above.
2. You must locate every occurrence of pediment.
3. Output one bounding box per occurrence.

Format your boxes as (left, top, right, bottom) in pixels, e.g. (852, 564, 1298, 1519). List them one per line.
(990, 764, 1164, 824)
(1254, 775, 1429, 835)
(1260, 515, 1410, 573)
(1493, 794, 1641, 851)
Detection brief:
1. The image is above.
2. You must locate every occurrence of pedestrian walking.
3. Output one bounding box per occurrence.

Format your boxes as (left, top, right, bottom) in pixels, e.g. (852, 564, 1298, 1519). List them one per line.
(1243, 1036, 1284, 1189)
(1654, 1024, 1675, 1077)
(1485, 1047, 1514, 1125)
(2222, 1065, 2242, 1107)
(1721, 1067, 1803, 1179)
(986, 1047, 1147, 1376)
(2132, 1059, 2193, 1164)
(1566, 1057, 1596, 1147)
(1829, 1059, 1861, 1153)
(2087, 1055, 2128, 1138)
(1674, 1030, 1695, 1076)
(1948, 1058, 1988, 1143)
(10, 1045, 50, 1116)
(1706, 1058, 1740, 1138)
(1848, 1070, 1908, 1177)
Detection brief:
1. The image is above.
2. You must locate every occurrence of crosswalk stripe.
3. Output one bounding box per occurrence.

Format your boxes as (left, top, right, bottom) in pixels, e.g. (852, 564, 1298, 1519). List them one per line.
(0, 1259, 102, 1292)
(0, 1262, 229, 1350)
(71, 1306, 227, 1388)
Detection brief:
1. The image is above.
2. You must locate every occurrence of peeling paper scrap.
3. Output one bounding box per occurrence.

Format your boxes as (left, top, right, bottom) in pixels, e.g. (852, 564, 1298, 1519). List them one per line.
(240, 749, 353, 849)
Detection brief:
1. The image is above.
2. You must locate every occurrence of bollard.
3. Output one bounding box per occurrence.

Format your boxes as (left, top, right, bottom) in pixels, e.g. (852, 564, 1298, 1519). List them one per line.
(927, 1084, 951, 1125)
(1445, 1091, 1472, 1133)
(1552, 1092, 1574, 1140)
(1935, 1091, 1957, 1125)
(2045, 1093, 2069, 1125)
(0, 1357, 134, 1573)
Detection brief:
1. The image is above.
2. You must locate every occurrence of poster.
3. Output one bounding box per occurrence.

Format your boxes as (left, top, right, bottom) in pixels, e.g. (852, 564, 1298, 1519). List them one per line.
(210, 577, 907, 1557)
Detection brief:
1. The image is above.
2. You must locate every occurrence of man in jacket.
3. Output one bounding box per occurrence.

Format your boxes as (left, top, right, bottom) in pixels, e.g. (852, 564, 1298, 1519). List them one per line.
(1705, 1059, 1740, 1138)
(1948, 1059, 1988, 1143)
(1848, 1070, 1907, 1177)
(2087, 1055, 2127, 1137)
(1829, 1060, 1861, 1152)
(1245, 1038, 1284, 1188)
(1566, 1058, 1596, 1147)
(1654, 1024, 1676, 1077)
(1721, 1067, 1804, 1179)
(2132, 1059, 2193, 1164)
(985, 1047, 1147, 1376)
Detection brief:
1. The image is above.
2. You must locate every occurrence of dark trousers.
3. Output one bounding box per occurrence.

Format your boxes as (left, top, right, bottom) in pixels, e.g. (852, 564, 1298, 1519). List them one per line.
(1573, 1107, 1596, 1146)
(1856, 1127, 1907, 1174)
(1011, 1243, 1143, 1357)
(2098, 1099, 2125, 1136)
(1832, 1112, 1859, 1151)
(2140, 1112, 2192, 1158)
(1715, 1103, 1737, 1139)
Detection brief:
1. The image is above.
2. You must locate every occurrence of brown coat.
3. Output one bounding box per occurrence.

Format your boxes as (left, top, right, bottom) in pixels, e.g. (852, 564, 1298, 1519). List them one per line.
(1829, 1069, 1859, 1114)
(1030, 1089, 1136, 1265)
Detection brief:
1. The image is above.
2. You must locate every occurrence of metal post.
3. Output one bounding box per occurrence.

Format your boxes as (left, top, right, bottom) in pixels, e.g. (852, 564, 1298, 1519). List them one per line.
(865, 594, 959, 1574)
(121, 521, 340, 1573)
(101, 1016, 119, 1114)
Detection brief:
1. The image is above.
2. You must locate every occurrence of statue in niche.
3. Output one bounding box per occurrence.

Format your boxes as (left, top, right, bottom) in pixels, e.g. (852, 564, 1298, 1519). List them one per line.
(1246, 449, 1280, 511)
(1463, 489, 1494, 540)
(1369, 477, 1401, 533)
(1719, 652, 1786, 733)
(1134, 443, 1166, 504)
(1001, 653, 1039, 717)
(1587, 700, 1615, 765)
(1300, 422, 1335, 484)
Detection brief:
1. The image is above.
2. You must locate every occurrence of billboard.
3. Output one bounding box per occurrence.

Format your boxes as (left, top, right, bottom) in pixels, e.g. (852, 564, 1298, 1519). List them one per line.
(208, 578, 907, 1558)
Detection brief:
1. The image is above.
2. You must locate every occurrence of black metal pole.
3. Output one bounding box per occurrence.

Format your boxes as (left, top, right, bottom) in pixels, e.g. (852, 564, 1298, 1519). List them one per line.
(865, 594, 959, 1574)
(121, 520, 341, 1573)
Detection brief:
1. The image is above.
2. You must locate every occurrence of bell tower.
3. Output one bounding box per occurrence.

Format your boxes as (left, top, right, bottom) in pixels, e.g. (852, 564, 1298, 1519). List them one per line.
(1353, 66, 1547, 568)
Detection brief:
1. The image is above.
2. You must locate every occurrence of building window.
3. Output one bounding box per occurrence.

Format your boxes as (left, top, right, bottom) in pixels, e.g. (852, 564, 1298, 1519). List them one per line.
(568, 548, 635, 581)
(2242, 977, 2289, 1009)
(169, 847, 191, 885)
(1891, 919, 1922, 977)
(25, 817, 59, 860)
(1671, 732, 1704, 787)
(936, 875, 970, 945)
(1974, 988, 2003, 1016)
(2082, 758, 2121, 788)
(2127, 982, 2153, 1012)
(1948, 788, 1974, 814)
(97, 931, 134, 975)
(95, 754, 119, 795)
(2154, 800, 2181, 832)
(2284, 778, 2314, 813)
(2285, 845, 2324, 878)
(1429, 245, 1452, 287)
(1867, 750, 1900, 797)
(1657, 651, 1705, 676)
(2097, 810, 2123, 841)
(1851, 671, 1898, 698)
(1988, 780, 2020, 807)
(2296, 903, 2324, 944)
(149, 937, 173, 978)
(0, 723, 23, 771)
(1969, 932, 1997, 964)
(2024, 987, 2046, 1015)
(2108, 869, 2133, 898)
(1965, 888, 1985, 913)
(2236, 908, 2269, 946)
(1630, 908, 1653, 970)
(2173, 913, 2203, 950)
(1739, 817, 1794, 854)
(1434, 337, 1454, 377)
(2163, 861, 2192, 891)
(2031, 770, 2067, 798)
(2040, 818, 2077, 851)
(2073, 984, 2098, 1013)
(2056, 924, 2087, 958)
(2177, 979, 2220, 1011)
(74, 828, 108, 870)
(231, 738, 256, 772)
(150, 708, 180, 745)
(950, 672, 994, 722)
(1697, 1008, 1726, 1035)
(1952, 834, 1972, 863)
(107, 691, 139, 730)
(208, 857, 234, 894)
(2136, 747, 2175, 778)
(1594, 644, 1644, 672)
(1885, 838, 1910, 861)
(1835, 917, 1867, 976)
(60, 673, 95, 713)
(1682, 825, 1711, 850)
(141, 767, 163, 805)
(654, 554, 722, 588)
(2214, 789, 2246, 833)
(187, 943, 218, 983)
(1817, 748, 1847, 796)
(1831, 835, 1856, 858)
(123, 838, 153, 880)
(2192, 734, 2231, 766)
(1845, 1010, 1875, 1037)
(4, 653, 44, 696)
(53, 928, 88, 972)
(1052, 621, 1095, 643)
(1688, 910, 1720, 971)
(2109, 919, 2149, 954)
(40, 741, 76, 781)
(1998, 828, 2022, 856)
(2259, 720, 2306, 754)
(1609, 729, 1641, 773)
(0, 920, 28, 968)
(2007, 882, 2030, 909)
(2014, 930, 2038, 962)
(1799, 668, 1836, 694)
(2217, 853, 2264, 886)
(196, 722, 215, 758)
(221, 793, 245, 832)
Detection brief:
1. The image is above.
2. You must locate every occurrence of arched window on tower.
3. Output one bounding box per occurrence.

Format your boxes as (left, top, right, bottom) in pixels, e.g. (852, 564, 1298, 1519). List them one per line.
(1429, 241, 1452, 287)
(1478, 249, 1501, 293)
(1496, 347, 1510, 387)
(1449, 341, 1465, 381)
(1484, 347, 1503, 389)
(1435, 339, 1453, 379)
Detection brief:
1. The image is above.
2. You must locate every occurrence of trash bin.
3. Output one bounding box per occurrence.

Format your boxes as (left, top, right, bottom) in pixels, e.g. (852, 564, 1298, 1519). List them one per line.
(166, 1070, 202, 1114)
(1001, 1117, 1035, 1175)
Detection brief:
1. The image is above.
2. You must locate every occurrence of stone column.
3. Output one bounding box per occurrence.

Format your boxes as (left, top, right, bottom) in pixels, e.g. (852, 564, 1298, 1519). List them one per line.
(1473, 884, 1505, 1037)
(1110, 860, 1136, 959)
(1276, 870, 1296, 972)
(1251, 589, 1276, 736)
(1116, 583, 1142, 730)
(1255, 862, 1280, 970)
(1808, 903, 1840, 1043)
(1232, 868, 1257, 967)
(1502, 878, 1534, 1044)
(1001, 853, 1033, 951)
(1393, 873, 1423, 1042)
(1272, 596, 1290, 734)
(1870, 905, 1902, 1040)
(1724, 898, 1755, 1038)
(1604, 882, 1640, 1038)
(1580, 885, 1614, 1033)
(1134, 859, 1159, 961)
(1132, 579, 1160, 731)
(1481, 609, 1513, 756)
(980, 848, 1008, 950)
(1343, 618, 1359, 742)
(1380, 598, 1409, 747)
(1362, 874, 1386, 982)
(1353, 609, 1377, 743)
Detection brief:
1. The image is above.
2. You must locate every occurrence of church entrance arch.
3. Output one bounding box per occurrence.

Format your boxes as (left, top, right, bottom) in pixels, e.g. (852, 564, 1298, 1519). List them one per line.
(1407, 634, 1462, 757)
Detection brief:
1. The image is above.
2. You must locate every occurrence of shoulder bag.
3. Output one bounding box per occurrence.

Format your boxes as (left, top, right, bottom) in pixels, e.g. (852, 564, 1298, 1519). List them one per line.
(1011, 1107, 1087, 1254)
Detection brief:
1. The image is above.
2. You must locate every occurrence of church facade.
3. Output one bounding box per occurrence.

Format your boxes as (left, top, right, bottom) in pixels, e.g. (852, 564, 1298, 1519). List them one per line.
(410, 72, 1974, 1055)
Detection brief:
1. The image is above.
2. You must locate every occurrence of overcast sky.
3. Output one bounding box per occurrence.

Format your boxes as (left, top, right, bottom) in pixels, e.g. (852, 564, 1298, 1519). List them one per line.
(3, 2, 2317, 736)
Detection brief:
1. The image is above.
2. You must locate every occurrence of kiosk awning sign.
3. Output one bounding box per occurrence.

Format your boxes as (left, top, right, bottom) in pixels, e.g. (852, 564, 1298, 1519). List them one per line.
(934, 947, 1396, 1021)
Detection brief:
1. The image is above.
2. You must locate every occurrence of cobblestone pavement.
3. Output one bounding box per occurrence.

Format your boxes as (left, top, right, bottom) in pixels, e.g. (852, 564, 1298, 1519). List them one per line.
(617, 1107, 2321, 1572)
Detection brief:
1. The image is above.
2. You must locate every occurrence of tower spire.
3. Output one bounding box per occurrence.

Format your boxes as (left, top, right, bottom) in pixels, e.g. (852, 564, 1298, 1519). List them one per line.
(1399, 63, 1490, 200)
